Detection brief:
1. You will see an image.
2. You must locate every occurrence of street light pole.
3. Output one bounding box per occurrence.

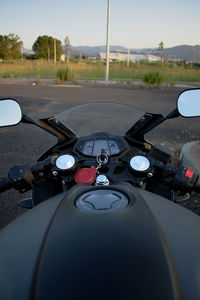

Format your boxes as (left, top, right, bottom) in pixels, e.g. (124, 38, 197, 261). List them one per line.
(105, 0, 110, 82)
(54, 38, 57, 65)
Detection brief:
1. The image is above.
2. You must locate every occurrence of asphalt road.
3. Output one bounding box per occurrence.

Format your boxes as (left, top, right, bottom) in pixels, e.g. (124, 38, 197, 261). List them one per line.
(0, 84, 200, 228)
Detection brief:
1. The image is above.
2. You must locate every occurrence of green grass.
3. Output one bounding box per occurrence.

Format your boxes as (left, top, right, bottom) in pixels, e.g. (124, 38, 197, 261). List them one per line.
(143, 72, 164, 85)
(56, 68, 74, 81)
(0, 60, 200, 83)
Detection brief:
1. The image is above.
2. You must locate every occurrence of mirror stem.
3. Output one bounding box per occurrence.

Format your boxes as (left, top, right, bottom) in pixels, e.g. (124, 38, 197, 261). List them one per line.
(165, 108, 180, 120)
(22, 114, 58, 138)
(22, 114, 36, 125)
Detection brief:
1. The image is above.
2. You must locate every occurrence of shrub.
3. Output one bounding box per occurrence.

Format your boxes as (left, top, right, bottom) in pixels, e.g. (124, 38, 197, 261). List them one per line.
(169, 78, 176, 86)
(126, 79, 131, 84)
(56, 68, 73, 81)
(143, 72, 164, 85)
(168, 74, 176, 86)
(36, 76, 40, 85)
(56, 78, 61, 85)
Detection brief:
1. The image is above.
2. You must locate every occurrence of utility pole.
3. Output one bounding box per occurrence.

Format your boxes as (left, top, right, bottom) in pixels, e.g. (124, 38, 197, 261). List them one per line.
(105, 0, 111, 82)
(48, 47, 50, 62)
(64, 36, 70, 68)
(21, 42, 24, 60)
(127, 48, 130, 67)
(54, 38, 56, 65)
(127, 33, 131, 67)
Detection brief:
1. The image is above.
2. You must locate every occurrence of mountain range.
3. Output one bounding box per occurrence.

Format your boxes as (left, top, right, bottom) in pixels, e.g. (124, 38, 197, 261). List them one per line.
(23, 44, 200, 62)
(66, 44, 200, 62)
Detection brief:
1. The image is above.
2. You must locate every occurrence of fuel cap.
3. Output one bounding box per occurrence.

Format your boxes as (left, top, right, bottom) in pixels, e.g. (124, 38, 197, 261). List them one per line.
(96, 174, 109, 186)
(76, 189, 129, 213)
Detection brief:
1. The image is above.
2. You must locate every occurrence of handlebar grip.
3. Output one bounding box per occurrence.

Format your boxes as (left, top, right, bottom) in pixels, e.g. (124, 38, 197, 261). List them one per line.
(0, 176, 12, 192)
(173, 166, 199, 192)
(0, 157, 55, 194)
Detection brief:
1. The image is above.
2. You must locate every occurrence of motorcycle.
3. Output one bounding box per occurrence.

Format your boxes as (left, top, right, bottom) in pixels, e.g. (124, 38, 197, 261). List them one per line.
(0, 89, 200, 299)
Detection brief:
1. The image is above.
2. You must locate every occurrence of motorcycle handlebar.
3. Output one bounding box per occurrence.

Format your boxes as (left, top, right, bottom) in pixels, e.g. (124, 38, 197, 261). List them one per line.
(31, 157, 55, 174)
(0, 154, 200, 195)
(163, 164, 200, 194)
(0, 156, 56, 193)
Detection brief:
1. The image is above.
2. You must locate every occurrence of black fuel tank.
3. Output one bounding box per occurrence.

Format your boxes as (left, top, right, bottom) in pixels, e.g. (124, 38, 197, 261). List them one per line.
(32, 182, 181, 300)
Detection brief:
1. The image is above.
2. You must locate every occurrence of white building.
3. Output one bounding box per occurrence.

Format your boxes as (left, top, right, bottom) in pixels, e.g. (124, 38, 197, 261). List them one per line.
(60, 53, 66, 62)
(99, 52, 161, 62)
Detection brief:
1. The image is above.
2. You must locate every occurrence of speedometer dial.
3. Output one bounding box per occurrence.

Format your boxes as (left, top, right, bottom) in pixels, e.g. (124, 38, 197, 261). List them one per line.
(77, 138, 123, 156)
(82, 139, 119, 156)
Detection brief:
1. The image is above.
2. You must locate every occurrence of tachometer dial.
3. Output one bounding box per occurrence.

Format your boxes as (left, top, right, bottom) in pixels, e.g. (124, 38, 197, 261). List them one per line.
(56, 155, 76, 171)
(129, 155, 150, 173)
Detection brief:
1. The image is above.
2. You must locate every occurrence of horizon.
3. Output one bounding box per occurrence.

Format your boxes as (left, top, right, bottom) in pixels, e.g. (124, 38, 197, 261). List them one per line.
(22, 43, 200, 51)
(1, 0, 200, 49)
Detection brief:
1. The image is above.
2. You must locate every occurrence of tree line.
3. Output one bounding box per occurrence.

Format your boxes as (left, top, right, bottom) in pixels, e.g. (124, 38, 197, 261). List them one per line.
(0, 33, 164, 62)
(0, 33, 65, 60)
(0, 34, 23, 60)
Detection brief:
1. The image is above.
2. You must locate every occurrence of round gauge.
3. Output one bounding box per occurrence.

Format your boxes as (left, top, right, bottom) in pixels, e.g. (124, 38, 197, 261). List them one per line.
(129, 155, 150, 172)
(56, 155, 76, 170)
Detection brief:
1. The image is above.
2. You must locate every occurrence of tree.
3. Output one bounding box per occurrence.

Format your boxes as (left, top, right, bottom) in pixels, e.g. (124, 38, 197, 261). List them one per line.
(64, 36, 70, 67)
(0, 34, 23, 60)
(158, 41, 164, 62)
(32, 35, 63, 60)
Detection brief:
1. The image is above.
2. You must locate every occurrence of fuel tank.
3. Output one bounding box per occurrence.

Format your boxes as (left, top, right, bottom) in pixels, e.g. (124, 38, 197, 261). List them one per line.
(0, 182, 187, 300)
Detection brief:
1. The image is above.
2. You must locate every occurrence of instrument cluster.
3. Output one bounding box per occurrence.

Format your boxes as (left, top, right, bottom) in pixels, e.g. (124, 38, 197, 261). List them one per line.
(74, 134, 126, 157)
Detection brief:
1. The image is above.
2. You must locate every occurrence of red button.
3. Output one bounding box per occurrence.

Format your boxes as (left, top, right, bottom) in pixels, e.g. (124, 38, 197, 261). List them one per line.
(185, 168, 194, 179)
(74, 167, 98, 184)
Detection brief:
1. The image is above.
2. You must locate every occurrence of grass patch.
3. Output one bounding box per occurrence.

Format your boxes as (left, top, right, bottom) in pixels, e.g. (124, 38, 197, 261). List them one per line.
(143, 72, 164, 85)
(0, 60, 200, 83)
(56, 68, 73, 81)
(35, 76, 40, 85)
(56, 78, 61, 85)
(168, 77, 176, 86)
(126, 79, 132, 84)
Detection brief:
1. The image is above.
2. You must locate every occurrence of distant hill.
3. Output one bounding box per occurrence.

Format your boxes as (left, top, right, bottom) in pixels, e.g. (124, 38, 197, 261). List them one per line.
(163, 45, 200, 62)
(27, 44, 200, 62)
(66, 44, 200, 62)
(63, 45, 128, 57)
(74, 45, 128, 56)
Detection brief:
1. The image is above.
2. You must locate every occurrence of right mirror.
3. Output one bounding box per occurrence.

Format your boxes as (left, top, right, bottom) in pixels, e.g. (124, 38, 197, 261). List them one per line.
(177, 89, 200, 117)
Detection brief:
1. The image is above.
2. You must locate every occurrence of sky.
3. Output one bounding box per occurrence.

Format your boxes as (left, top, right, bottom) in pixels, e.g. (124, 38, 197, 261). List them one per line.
(1, 0, 200, 49)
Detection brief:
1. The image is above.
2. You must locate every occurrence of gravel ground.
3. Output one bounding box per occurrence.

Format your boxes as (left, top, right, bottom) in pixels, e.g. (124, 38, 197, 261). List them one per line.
(178, 193, 200, 215)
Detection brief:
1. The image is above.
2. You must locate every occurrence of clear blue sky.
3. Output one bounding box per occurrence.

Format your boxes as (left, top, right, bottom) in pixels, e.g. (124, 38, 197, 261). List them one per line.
(1, 0, 200, 49)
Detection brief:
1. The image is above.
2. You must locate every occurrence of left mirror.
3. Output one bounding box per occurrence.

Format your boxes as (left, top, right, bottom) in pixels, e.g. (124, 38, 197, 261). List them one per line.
(0, 99, 22, 127)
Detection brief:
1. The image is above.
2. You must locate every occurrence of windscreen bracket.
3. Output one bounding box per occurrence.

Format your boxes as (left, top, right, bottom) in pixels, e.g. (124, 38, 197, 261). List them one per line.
(125, 113, 164, 142)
